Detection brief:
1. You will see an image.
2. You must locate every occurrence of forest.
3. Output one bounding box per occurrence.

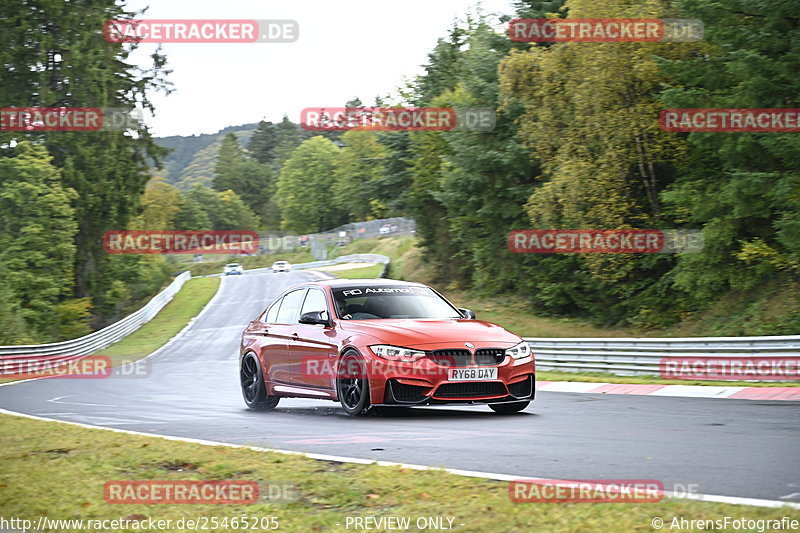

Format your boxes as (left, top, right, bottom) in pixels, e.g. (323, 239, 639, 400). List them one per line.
(1, 0, 798, 344)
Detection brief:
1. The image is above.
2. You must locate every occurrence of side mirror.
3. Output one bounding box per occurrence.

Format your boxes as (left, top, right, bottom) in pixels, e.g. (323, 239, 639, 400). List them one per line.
(299, 310, 332, 327)
(458, 308, 476, 319)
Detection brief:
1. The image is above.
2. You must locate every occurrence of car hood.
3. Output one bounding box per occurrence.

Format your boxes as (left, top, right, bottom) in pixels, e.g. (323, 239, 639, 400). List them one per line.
(337, 319, 522, 348)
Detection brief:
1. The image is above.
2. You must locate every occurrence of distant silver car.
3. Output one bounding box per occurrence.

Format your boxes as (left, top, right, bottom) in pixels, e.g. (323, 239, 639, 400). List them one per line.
(272, 261, 291, 272)
(223, 263, 244, 275)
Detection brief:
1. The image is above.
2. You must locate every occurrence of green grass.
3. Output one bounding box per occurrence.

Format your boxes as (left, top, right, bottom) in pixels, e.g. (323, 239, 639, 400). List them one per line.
(0, 277, 220, 384)
(334, 236, 422, 277)
(0, 413, 796, 533)
(324, 263, 385, 279)
(442, 291, 639, 338)
(658, 280, 800, 337)
(97, 276, 219, 367)
(537, 370, 798, 388)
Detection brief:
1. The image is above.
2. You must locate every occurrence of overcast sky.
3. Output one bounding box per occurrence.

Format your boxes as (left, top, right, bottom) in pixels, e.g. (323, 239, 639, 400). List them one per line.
(125, 0, 516, 137)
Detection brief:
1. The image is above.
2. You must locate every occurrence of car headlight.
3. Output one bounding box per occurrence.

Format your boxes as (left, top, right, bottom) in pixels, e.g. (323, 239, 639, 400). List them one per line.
(369, 345, 426, 362)
(506, 341, 531, 360)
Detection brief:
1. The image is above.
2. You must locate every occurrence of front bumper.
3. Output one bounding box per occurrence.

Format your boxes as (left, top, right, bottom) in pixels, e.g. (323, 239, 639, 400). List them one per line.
(366, 353, 536, 406)
(381, 373, 535, 406)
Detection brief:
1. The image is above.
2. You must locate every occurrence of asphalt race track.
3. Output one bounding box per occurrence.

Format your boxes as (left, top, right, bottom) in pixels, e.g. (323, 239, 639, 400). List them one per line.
(1, 271, 798, 503)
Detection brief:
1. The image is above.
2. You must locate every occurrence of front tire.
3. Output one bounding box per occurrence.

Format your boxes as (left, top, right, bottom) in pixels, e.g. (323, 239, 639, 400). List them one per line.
(489, 401, 530, 414)
(240, 352, 280, 411)
(336, 352, 371, 416)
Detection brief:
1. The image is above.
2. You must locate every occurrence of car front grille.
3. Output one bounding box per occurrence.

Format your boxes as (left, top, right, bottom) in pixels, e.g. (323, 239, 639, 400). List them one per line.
(427, 349, 471, 367)
(508, 375, 534, 398)
(434, 382, 508, 398)
(475, 348, 506, 365)
(427, 348, 506, 367)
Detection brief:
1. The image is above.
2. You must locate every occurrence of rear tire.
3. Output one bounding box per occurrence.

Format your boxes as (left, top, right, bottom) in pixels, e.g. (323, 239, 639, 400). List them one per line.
(337, 352, 371, 417)
(489, 401, 529, 414)
(240, 352, 280, 411)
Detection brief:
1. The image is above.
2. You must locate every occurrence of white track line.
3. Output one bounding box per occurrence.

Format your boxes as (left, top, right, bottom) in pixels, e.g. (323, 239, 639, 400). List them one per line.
(0, 408, 796, 510)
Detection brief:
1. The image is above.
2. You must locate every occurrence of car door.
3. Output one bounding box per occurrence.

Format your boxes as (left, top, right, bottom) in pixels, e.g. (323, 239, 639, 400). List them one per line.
(290, 287, 338, 390)
(259, 289, 306, 385)
(243, 298, 282, 383)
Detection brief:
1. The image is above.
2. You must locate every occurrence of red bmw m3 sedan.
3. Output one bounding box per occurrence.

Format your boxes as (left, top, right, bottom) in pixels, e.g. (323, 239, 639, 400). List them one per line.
(239, 279, 535, 416)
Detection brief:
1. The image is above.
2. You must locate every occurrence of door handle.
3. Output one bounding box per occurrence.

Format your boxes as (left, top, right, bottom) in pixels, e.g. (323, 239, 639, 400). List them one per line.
(291, 332, 299, 340)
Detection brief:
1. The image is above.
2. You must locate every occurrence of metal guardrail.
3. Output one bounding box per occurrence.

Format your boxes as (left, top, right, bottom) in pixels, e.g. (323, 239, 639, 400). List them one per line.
(5, 255, 795, 380)
(525, 336, 800, 376)
(0, 272, 191, 367)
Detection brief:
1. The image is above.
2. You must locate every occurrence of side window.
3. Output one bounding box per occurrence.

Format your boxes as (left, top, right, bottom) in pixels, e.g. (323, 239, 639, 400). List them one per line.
(275, 289, 306, 324)
(265, 298, 282, 323)
(300, 289, 328, 320)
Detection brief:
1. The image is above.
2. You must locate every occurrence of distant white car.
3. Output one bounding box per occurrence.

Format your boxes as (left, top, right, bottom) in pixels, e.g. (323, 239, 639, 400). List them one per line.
(378, 224, 392, 235)
(272, 261, 291, 272)
(223, 263, 244, 275)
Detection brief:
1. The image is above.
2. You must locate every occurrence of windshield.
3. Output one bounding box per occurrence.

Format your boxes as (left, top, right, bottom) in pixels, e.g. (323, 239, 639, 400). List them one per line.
(331, 285, 462, 320)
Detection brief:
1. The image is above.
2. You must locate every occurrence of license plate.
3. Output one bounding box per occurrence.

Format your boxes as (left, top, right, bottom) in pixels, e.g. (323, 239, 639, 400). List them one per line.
(448, 367, 498, 381)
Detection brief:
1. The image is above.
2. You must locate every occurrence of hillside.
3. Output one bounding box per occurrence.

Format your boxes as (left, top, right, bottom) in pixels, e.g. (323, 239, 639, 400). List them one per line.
(155, 123, 257, 188)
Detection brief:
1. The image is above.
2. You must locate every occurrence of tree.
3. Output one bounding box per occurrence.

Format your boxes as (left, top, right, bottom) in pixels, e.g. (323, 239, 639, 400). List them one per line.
(247, 120, 278, 164)
(178, 185, 257, 231)
(0, 143, 78, 339)
(412, 22, 469, 105)
(408, 18, 538, 291)
(129, 178, 182, 230)
(0, 281, 30, 344)
(374, 131, 413, 215)
(213, 133, 247, 192)
(213, 133, 277, 228)
(276, 136, 346, 233)
(496, 0, 697, 324)
(273, 116, 311, 167)
(217, 189, 260, 231)
(332, 131, 388, 220)
(655, 0, 800, 330)
(0, 0, 171, 322)
(173, 191, 213, 231)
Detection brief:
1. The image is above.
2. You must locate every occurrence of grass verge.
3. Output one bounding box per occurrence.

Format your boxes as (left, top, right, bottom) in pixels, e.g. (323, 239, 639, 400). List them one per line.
(443, 292, 638, 338)
(97, 276, 220, 367)
(0, 413, 796, 533)
(321, 263, 385, 279)
(536, 370, 798, 388)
